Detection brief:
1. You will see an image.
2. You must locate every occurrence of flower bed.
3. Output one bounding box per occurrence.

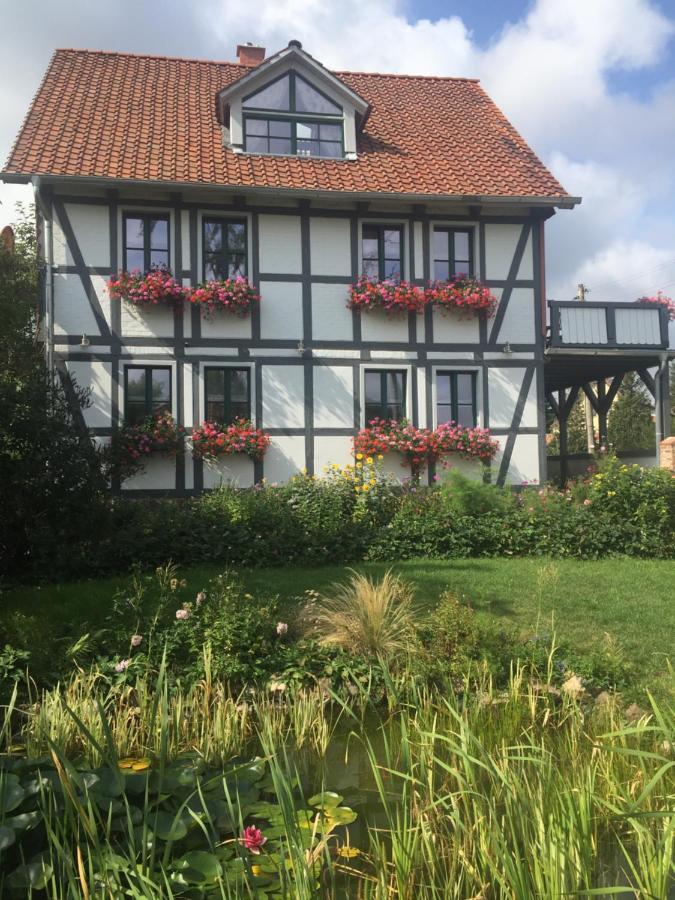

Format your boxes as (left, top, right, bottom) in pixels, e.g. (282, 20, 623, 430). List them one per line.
(108, 413, 184, 480)
(107, 266, 186, 310)
(188, 277, 259, 318)
(635, 292, 675, 321)
(353, 418, 499, 478)
(347, 277, 426, 316)
(425, 275, 497, 318)
(191, 419, 271, 461)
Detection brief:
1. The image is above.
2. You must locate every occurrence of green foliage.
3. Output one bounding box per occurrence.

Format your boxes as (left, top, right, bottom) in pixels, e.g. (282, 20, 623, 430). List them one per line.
(440, 468, 515, 516)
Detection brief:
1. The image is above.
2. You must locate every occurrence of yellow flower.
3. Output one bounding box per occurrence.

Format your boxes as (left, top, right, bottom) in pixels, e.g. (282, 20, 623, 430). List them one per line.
(355, 453, 364, 460)
(366, 457, 373, 465)
(354, 485, 360, 492)
(370, 479, 376, 486)
(355, 462, 362, 469)
(377, 454, 384, 460)
(332, 462, 340, 470)
(607, 490, 616, 497)
(362, 484, 370, 492)
(251, 864, 262, 876)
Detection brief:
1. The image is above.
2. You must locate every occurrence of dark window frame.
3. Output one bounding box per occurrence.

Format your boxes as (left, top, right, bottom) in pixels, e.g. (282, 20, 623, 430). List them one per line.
(364, 369, 407, 423)
(362, 223, 404, 281)
(242, 71, 344, 159)
(204, 366, 252, 425)
(202, 217, 248, 282)
(122, 213, 170, 272)
(436, 370, 478, 427)
(432, 227, 474, 281)
(123, 365, 173, 424)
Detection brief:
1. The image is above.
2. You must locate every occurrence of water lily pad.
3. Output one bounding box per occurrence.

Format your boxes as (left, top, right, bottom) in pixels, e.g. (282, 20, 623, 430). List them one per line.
(117, 758, 136, 769)
(6, 856, 53, 891)
(308, 791, 344, 809)
(0, 824, 15, 850)
(5, 811, 41, 832)
(325, 807, 357, 826)
(131, 758, 151, 772)
(151, 811, 188, 841)
(0, 779, 25, 814)
(173, 850, 222, 884)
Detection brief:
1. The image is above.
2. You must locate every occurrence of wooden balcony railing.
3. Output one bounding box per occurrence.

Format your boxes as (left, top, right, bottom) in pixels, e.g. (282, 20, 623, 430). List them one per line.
(548, 301, 670, 350)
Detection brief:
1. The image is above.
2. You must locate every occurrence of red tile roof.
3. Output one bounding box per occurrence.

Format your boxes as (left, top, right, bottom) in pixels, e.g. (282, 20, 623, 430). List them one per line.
(2, 49, 573, 202)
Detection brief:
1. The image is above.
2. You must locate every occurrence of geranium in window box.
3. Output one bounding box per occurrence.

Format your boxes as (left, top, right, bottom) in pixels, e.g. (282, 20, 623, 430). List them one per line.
(425, 275, 497, 318)
(635, 293, 675, 321)
(187, 277, 259, 319)
(431, 421, 500, 463)
(107, 266, 186, 310)
(191, 419, 271, 461)
(106, 413, 185, 480)
(347, 277, 426, 316)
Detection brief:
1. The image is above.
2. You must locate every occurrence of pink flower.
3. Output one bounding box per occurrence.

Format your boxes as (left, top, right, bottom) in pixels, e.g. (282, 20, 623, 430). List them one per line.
(115, 659, 131, 673)
(130, 634, 143, 647)
(175, 608, 190, 621)
(239, 825, 267, 854)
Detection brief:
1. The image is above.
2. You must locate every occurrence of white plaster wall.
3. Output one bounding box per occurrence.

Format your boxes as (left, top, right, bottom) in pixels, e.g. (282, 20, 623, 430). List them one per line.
(413, 221, 424, 280)
(314, 435, 352, 473)
(490, 288, 536, 344)
(262, 365, 305, 428)
(264, 436, 305, 483)
(311, 283, 353, 341)
(437, 455, 483, 480)
(53, 274, 102, 337)
(181, 216, 191, 272)
(310, 218, 351, 276)
(258, 214, 302, 274)
(66, 360, 112, 428)
(488, 367, 538, 429)
(53, 204, 110, 267)
(360, 310, 409, 343)
(313, 365, 354, 428)
(199, 311, 252, 340)
(432, 309, 480, 344)
(484, 224, 531, 280)
(498, 433, 540, 485)
(259, 281, 303, 340)
(120, 303, 177, 338)
(202, 455, 255, 489)
(123, 455, 177, 490)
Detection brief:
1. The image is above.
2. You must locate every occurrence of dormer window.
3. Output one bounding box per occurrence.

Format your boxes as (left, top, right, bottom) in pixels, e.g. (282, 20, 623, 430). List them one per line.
(242, 71, 344, 159)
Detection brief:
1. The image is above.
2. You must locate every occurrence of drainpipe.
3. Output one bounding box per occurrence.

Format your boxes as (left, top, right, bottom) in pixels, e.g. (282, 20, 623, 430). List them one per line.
(655, 352, 670, 463)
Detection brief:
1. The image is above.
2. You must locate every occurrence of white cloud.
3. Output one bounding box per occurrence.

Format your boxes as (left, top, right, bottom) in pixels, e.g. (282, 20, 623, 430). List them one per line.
(1, 0, 675, 308)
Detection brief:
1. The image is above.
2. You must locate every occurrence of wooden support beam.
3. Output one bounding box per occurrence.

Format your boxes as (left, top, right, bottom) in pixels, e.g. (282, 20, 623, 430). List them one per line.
(637, 368, 656, 399)
(545, 391, 560, 420)
(582, 382, 600, 414)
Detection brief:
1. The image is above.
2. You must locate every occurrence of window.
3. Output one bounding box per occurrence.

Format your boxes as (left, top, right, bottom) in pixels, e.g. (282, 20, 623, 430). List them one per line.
(242, 71, 343, 159)
(433, 229, 473, 281)
(202, 219, 247, 280)
(205, 368, 251, 424)
(124, 366, 172, 425)
(436, 371, 477, 427)
(123, 214, 169, 272)
(362, 225, 403, 281)
(364, 370, 406, 422)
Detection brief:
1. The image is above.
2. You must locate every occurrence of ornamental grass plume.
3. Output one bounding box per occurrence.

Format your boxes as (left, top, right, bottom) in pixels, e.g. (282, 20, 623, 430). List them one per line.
(308, 569, 417, 658)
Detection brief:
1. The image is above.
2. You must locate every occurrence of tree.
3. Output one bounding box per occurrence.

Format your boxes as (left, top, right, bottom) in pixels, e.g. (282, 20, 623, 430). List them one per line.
(0, 204, 108, 581)
(607, 371, 654, 451)
(546, 392, 588, 455)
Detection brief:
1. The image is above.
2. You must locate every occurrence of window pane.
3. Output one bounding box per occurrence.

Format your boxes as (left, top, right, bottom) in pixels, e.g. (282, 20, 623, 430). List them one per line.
(149, 249, 168, 268)
(297, 140, 319, 156)
(434, 260, 450, 281)
(319, 123, 342, 141)
(437, 404, 452, 425)
(126, 402, 147, 425)
(364, 403, 381, 423)
(151, 369, 171, 403)
(126, 368, 146, 401)
(318, 141, 342, 158)
(269, 120, 291, 137)
(433, 230, 449, 260)
(362, 236, 379, 260)
(230, 370, 249, 401)
(243, 75, 290, 110)
(383, 258, 401, 279)
(453, 260, 471, 276)
(456, 374, 473, 405)
(269, 137, 292, 155)
(384, 229, 401, 251)
(229, 256, 246, 277)
(297, 121, 319, 140)
(207, 400, 225, 422)
(125, 218, 144, 249)
(295, 76, 341, 114)
(206, 369, 224, 403)
(204, 256, 226, 281)
(385, 372, 404, 403)
(246, 135, 268, 153)
(204, 222, 222, 253)
(149, 219, 168, 250)
(437, 375, 451, 405)
(457, 405, 474, 427)
(246, 119, 268, 136)
(363, 258, 379, 280)
(230, 402, 250, 421)
(454, 231, 470, 262)
(227, 223, 246, 253)
(364, 372, 382, 404)
(126, 248, 144, 272)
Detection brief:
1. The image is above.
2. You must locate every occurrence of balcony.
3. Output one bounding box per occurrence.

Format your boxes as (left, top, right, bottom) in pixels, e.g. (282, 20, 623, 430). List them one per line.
(548, 300, 670, 351)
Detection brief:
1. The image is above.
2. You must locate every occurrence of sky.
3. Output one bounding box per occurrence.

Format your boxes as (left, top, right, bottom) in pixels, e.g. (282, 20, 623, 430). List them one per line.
(1, 0, 675, 302)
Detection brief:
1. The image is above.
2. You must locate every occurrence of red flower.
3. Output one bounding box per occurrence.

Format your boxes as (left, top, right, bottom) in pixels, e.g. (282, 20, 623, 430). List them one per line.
(239, 826, 267, 854)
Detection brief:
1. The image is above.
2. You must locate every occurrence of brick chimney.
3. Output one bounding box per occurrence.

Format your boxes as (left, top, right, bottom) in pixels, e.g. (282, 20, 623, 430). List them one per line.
(236, 43, 266, 66)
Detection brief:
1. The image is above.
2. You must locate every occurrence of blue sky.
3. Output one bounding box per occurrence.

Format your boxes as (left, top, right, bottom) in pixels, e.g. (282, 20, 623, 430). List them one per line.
(1, 0, 675, 302)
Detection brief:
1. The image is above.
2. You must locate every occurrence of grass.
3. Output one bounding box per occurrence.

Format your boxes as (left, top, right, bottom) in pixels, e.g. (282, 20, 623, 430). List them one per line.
(3, 556, 674, 698)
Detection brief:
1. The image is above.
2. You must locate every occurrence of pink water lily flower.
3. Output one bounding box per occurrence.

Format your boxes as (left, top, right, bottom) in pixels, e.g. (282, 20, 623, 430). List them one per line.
(239, 825, 267, 854)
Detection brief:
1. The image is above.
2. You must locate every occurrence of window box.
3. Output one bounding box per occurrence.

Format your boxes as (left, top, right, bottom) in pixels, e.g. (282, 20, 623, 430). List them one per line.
(191, 419, 271, 461)
(107, 267, 185, 310)
(426, 276, 497, 318)
(188, 277, 259, 319)
(348, 277, 425, 316)
(108, 412, 184, 481)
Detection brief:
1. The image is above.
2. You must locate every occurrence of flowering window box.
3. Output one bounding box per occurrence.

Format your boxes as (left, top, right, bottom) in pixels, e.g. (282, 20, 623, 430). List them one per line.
(187, 277, 259, 319)
(425, 276, 497, 318)
(108, 413, 184, 480)
(347, 277, 426, 316)
(107, 266, 186, 310)
(191, 419, 271, 461)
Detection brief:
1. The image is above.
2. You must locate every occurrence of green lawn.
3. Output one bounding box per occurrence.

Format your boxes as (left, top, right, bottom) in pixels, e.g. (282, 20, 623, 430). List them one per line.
(3, 557, 674, 699)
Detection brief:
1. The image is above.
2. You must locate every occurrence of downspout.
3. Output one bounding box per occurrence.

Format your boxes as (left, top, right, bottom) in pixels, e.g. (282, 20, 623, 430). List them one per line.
(655, 351, 670, 462)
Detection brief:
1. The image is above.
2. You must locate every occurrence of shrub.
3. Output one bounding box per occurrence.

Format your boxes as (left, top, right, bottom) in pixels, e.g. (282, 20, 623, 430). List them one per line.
(307, 569, 418, 658)
(440, 469, 516, 517)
